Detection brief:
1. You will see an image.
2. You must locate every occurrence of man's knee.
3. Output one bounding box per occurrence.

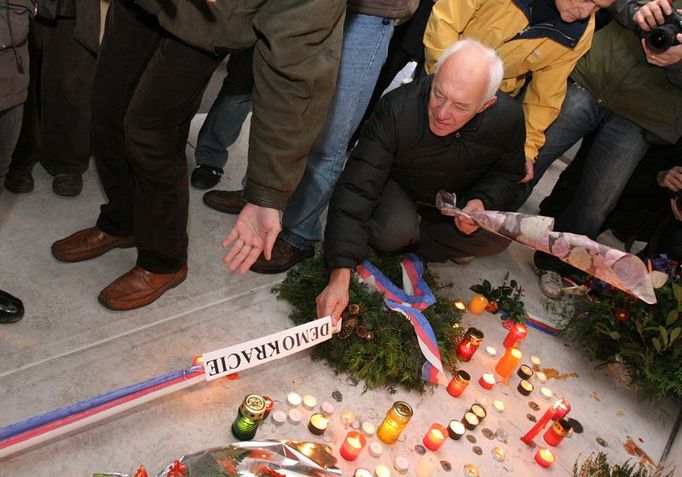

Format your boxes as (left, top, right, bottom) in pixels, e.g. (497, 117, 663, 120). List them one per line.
(370, 214, 420, 253)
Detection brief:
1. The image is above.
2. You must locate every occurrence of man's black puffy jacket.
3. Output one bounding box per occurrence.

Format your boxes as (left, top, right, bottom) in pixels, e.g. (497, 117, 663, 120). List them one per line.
(324, 76, 526, 270)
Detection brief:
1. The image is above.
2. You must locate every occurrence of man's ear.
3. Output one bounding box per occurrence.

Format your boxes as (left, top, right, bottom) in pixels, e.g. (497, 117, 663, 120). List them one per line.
(479, 95, 497, 113)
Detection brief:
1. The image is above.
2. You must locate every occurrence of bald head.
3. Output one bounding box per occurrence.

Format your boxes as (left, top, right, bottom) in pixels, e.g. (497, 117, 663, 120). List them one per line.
(427, 40, 503, 137)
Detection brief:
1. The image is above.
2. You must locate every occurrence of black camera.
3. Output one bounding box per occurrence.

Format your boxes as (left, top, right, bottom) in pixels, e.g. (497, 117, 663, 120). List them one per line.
(677, 190, 682, 209)
(636, 10, 682, 53)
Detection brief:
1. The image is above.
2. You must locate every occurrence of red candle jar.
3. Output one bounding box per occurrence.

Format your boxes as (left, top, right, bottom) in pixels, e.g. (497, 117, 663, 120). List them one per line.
(423, 423, 447, 451)
(552, 399, 571, 421)
(544, 418, 571, 447)
(447, 370, 471, 397)
(479, 373, 495, 390)
(457, 328, 484, 362)
(340, 431, 366, 461)
(262, 396, 274, 419)
(503, 323, 528, 349)
(535, 447, 555, 468)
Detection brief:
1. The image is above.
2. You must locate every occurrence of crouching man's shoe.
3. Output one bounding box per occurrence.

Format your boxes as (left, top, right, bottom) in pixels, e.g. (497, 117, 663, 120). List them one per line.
(250, 237, 313, 274)
(98, 265, 188, 311)
(52, 227, 135, 262)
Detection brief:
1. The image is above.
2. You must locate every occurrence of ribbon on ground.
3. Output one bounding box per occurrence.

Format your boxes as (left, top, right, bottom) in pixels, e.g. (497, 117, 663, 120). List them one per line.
(356, 253, 447, 385)
(436, 191, 657, 304)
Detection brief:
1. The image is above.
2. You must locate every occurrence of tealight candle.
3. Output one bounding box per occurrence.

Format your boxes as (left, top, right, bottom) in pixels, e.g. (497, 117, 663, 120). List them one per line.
(288, 408, 302, 424)
(535, 447, 555, 468)
(362, 421, 376, 436)
(492, 400, 505, 414)
(463, 464, 480, 477)
(415, 458, 435, 477)
(531, 355, 542, 367)
(470, 403, 487, 422)
(308, 413, 329, 435)
(485, 346, 498, 357)
(462, 412, 480, 431)
(341, 410, 356, 426)
(447, 370, 471, 398)
(535, 371, 547, 384)
(491, 446, 506, 462)
(517, 364, 534, 380)
(540, 387, 553, 400)
(448, 420, 466, 440)
(368, 441, 384, 457)
(303, 394, 318, 410)
(495, 347, 522, 379)
(340, 431, 367, 461)
(453, 300, 467, 311)
(393, 456, 409, 474)
(375, 464, 391, 477)
(518, 379, 534, 396)
(423, 423, 447, 451)
(287, 392, 302, 407)
(321, 401, 335, 416)
(503, 323, 528, 349)
(479, 373, 495, 390)
(354, 469, 372, 477)
(271, 409, 287, 425)
(468, 294, 489, 315)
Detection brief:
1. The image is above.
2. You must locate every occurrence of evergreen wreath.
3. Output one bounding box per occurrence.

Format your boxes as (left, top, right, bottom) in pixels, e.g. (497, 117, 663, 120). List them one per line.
(275, 250, 464, 393)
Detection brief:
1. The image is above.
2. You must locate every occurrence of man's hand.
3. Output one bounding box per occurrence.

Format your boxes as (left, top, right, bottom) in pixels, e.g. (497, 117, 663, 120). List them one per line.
(222, 203, 281, 274)
(634, 0, 674, 31)
(672, 198, 682, 221)
(455, 199, 485, 235)
(657, 166, 682, 192)
(517, 158, 535, 184)
(316, 268, 351, 324)
(642, 37, 682, 66)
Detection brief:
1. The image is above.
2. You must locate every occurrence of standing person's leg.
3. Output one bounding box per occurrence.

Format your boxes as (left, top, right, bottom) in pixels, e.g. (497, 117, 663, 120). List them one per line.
(39, 17, 98, 196)
(0, 105, 24, 192)
(191, 49, 254, 189)
(512, 83, 604, 211)
(273, 14, 395, 257)
(51, 0, 161, 263)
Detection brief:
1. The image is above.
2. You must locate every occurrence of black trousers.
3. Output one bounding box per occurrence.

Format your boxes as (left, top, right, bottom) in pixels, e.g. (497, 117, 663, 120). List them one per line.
(93, 0, 223, 273)
(368, 181, 511, 262)
(11, 16, 97, 175)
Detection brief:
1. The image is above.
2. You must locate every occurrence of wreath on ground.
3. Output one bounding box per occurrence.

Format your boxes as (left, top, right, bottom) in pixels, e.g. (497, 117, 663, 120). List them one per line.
(275, 249, 464, 393)
(553, 255, 682, 401)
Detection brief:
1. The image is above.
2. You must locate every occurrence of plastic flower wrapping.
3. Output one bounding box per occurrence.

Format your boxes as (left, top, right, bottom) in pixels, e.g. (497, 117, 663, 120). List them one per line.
(93, 440, 342, 477)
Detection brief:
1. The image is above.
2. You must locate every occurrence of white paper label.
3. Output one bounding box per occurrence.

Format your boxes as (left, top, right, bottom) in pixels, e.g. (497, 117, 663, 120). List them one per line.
(202, 316, 339, 381)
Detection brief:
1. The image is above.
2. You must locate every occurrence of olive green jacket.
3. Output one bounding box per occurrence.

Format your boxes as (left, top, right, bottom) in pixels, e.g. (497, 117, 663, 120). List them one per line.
(136, 0, 345, 209)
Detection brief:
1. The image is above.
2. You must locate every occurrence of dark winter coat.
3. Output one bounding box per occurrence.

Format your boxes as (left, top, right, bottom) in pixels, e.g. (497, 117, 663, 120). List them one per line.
(324, 76, 526, 270)
(0, 0, 34, 111)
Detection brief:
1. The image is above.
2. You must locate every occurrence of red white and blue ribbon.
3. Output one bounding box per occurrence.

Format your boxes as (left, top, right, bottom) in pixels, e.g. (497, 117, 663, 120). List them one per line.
(356, 254, 447, 385)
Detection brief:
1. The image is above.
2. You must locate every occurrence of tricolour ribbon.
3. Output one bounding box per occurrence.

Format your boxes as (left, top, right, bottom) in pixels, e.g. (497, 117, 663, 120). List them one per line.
(356, 254, 447, 385)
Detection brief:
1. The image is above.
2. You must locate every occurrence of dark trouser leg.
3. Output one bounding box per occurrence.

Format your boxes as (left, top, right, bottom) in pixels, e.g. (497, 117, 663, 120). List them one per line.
(0, 105, 24, 190)
(38, 17, 97, 175)
(125, 35, 223, 273)
(368, 180, 510, 261)
(93, 0, 162, 238)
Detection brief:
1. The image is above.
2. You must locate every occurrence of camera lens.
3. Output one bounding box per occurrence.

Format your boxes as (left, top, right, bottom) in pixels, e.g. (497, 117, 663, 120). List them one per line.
(647, 27, 674, 52)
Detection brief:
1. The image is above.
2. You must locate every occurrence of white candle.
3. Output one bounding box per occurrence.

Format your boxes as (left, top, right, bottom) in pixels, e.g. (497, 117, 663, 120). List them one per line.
(486, 346, 498, 357)
(303, 394, 317, 410)
(375, 464, 391, 477)
(492, 400, 505, 413)
(287, 392, 302, 407)
(340, 410, 356, 426)
(271, 410, 287, 425)
(288, 408, 302, 424)
(362, 421, 376, 436)
(321, 401, 335, 416)
(535, 371, 547, 383)
(369, 441, 383, 457)
(540, 387, 553, 400)
(393, 456, 409, 474)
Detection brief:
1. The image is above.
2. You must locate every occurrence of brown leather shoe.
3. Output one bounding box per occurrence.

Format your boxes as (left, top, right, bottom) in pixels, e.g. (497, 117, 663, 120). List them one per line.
(51, 227, 135, 262)
(98, 265, 188, 311)
(250, 237, 314, 274)
(203, 189, 246, 214)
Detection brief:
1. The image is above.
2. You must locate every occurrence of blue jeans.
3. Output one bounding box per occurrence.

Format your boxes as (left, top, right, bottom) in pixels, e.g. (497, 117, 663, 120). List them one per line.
(528, 83, 650, 273)
(280, 14, 395, 249)
(536, 83, 649, 236)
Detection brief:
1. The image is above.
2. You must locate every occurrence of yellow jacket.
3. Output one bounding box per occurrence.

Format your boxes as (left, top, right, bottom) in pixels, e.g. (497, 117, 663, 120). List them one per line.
(424, 0, 595, 160)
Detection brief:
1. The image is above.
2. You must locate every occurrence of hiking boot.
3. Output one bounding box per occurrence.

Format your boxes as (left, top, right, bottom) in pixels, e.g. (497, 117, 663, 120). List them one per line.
(250, 237, 314, 274)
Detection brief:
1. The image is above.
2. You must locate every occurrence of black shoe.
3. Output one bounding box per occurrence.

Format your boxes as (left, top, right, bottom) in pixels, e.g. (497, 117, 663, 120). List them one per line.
(203, 189, 247, 214)
(250, 237, 314, 274)
(4, 167, 34, 194)
(53, 173, 83, 197)
(191, 165, 223, 189)
(0, 289, 24, 323)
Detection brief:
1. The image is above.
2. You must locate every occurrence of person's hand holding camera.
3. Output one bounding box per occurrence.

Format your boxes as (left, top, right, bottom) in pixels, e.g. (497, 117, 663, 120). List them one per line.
(657, 166, 682, 191)
(635, 0, 682, 66)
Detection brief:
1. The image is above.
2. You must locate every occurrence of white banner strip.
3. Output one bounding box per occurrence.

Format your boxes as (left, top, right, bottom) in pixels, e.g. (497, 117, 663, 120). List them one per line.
(202, 316, 339, 381)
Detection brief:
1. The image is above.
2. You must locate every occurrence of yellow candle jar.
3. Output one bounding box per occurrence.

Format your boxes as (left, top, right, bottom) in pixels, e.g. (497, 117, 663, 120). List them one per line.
(377, 401, 413, 444)
(468, 294, 489, 315)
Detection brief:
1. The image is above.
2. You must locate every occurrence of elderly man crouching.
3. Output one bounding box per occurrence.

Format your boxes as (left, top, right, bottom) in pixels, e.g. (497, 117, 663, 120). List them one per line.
(317, 39, 526, 320)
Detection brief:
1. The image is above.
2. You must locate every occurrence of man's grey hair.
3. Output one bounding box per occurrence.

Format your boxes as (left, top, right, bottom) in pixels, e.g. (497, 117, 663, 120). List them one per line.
(434, 38, 504, 102)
